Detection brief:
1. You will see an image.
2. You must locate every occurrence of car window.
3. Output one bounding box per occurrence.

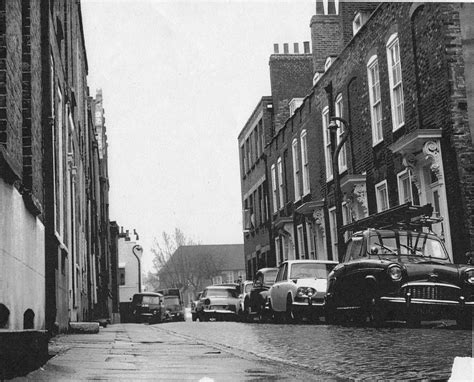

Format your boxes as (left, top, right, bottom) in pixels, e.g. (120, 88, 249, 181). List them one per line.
(275, 264, 285, 282)
(289, 263, 336, 279)
(141, 296, 161, 304)
(264, 270, 278, 284)
(164, 296, 180, 306)
(345, 236, 364, 261)
(205, 288, 238, 298)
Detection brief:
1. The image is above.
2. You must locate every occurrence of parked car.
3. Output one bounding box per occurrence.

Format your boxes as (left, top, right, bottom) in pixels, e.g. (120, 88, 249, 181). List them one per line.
(325, 205, 474, 328)
(131, 292, 166, 324)
(243, 267, 278, 322)
(157, 288, 185, 322)
(195, 285, 242, 321)
(190, 291, 203, 322)
(269, 260, 338, 323)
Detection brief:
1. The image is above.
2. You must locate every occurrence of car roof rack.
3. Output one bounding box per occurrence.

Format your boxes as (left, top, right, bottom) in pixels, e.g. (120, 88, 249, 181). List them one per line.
(341, 203, 442, 233)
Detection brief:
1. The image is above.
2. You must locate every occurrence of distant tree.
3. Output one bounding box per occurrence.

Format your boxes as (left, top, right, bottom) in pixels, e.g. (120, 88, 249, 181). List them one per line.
(145, 228, 221, 294)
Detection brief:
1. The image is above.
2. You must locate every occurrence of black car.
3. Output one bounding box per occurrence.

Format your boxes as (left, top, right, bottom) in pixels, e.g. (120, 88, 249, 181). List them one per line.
(325, 204, 474, 328)
(157, 289, 185, 322)
(243, 267, 278, 322)
(131, 292, 166, 324)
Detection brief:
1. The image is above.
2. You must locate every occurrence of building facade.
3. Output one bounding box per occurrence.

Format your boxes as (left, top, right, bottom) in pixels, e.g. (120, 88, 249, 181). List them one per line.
(1, 0, 116, 334)
(238, 1, 474, 268)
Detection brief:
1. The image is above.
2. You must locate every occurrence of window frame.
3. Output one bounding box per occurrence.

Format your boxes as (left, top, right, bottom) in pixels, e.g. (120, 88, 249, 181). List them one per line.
(271, 164, 277, 213)
(367, 55, 383, 145)
(397, 169, 414, 205)
(292, 139, 301, 201)
(334, 94, 347, 172)
(386, 33, 405, 131)
(301, 130, 310, 195)
(297, 224, 306, 259)
(322, 106, 333, 181)
(277, 157, 284, 210)
(375, 179, 390, 212)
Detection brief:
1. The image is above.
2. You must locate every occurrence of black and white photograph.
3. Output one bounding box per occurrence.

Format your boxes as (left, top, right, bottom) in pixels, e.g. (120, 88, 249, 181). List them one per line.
(0, 0, 473, 380)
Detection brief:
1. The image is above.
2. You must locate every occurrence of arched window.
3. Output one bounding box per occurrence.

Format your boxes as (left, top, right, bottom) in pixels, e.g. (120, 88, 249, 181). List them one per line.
(0, 304, 10, 328)
(23, 309, 35, 329)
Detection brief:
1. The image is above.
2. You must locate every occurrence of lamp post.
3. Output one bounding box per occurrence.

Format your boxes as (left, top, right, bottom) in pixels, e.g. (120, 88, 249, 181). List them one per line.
(328, 116, 351, 262)
(132, 244, 143, 293)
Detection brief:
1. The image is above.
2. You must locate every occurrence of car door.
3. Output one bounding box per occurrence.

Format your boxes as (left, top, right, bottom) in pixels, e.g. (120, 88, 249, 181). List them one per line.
(270, 262, 288, 312)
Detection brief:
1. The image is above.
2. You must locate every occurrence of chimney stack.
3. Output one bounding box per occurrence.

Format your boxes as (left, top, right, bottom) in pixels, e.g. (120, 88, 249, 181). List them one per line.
(303, 41, 310, 54)
(283, 43, 289, 54)
(293, 43, 299, 54)
(273, 43, 279, 54)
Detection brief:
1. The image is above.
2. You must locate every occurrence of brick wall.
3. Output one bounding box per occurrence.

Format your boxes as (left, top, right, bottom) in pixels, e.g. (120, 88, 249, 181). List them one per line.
(269, 54, 313, 133)
(0, 0, 23, 179)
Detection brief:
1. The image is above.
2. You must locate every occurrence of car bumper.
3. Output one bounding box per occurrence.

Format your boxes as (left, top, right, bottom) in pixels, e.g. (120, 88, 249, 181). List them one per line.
(292, 297, 326, 314)
(378, 296, 474, 318)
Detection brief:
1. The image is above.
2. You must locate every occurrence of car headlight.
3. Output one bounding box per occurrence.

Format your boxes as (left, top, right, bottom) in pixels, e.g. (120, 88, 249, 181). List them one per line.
(465, 268, 474, 284)
(296, 287, 317, 297)
(387, 264, 402, 281)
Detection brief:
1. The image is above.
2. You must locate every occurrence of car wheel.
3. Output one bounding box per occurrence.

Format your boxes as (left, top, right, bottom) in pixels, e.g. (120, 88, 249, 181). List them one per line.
(191, 313, 197, 322)
(456, 313, 472, 330)
(257, 304, 267, 323)
(285, 295, 297, 324)
(406, 313, 421, 328)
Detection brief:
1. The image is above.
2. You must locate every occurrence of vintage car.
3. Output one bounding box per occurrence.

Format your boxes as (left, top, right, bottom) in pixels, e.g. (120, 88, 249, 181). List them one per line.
(243, 267, 278, 322)
(269, 260, 338, 323)
(131, 292, 166, 324)
(195, 285, 242, 321)
(325, 204, 474, 328)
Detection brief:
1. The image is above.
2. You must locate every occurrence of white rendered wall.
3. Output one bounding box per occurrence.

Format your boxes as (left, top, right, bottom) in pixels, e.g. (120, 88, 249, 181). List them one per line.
(0, 178, 45, 330)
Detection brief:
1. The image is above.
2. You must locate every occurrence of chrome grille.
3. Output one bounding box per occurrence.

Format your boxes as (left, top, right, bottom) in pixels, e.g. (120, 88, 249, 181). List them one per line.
(402, 284, 460, 301)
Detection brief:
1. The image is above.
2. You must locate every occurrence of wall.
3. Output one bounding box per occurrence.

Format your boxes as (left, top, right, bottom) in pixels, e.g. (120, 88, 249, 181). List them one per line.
(0, 178, 45, 330)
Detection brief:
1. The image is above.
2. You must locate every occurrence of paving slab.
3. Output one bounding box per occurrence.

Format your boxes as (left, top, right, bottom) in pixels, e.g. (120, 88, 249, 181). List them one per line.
(16, 323, 334, 381)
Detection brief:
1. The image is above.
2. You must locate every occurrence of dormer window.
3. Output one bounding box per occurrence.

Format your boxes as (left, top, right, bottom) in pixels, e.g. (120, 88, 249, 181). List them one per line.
(313, 72, 321, 86)
(324, 57, 333, 72)
(289, 98, 304, 116)
(353, 13, 362, 35)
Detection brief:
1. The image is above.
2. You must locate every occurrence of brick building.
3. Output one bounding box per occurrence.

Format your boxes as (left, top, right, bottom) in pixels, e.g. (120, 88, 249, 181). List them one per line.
(238, 1, 474, 269)
(238, 42, 313, 277)
(0, 0, 117, 338)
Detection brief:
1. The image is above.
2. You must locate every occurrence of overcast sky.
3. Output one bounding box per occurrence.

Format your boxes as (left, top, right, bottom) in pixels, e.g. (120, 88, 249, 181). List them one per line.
(81, 0, 315, 271)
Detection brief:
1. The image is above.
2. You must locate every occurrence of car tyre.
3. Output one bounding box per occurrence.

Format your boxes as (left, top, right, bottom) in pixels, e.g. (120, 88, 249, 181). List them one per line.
(456, 313, 472, 330)
(285, 295, 298, 324)
(191, 313, 197, 322)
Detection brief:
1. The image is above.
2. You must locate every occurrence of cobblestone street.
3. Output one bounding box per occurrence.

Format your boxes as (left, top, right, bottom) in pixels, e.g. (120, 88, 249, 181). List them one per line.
(18, 320, 472, 381)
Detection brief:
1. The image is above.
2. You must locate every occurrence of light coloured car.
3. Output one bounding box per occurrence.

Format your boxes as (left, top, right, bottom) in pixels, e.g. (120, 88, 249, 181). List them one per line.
(269, 260, 338, 323)
(195, 285, 242, 321)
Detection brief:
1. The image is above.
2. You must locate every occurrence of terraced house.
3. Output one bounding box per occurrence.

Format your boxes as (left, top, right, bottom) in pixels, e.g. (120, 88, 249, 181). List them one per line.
(238, 1, 474, 276)
(1, 0, 118, 365)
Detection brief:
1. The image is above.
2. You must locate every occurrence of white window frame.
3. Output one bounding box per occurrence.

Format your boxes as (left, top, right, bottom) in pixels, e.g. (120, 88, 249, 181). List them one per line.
(301, 130, 310, 195)
(271, 164, 277, 213)
(306, 222, 315, 259)
(212, 275, 223, 285)
(297, 224, 305, 259)
(353, 12, 362, 35)
(375, 180, 390, 212)
(324, 57, 333, 71)
(277, 157, 284, 210)
(386, 33, 405, 131)
(335, 94, 347, 172)
(322, 106, 333, 181)
(367, 55, 383, 145)
(397, 169, 414, 205)
(328, 207, 337, 259)
(292, 139, 301, 201)
(275, 237, 281, 265)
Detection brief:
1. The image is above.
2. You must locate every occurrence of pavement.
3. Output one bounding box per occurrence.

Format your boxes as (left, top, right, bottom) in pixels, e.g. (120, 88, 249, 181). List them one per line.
(15, 323, 334, 381)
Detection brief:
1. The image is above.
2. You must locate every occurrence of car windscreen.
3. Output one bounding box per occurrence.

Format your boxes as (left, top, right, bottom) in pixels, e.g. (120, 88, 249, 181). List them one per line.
(289, 263, 336, 279)
(140, 296, 161, 305)
(164, 296, 180, 306)
(368, 231, 448, 259)
(205, 288, 238, 298)
(263, 270, 278, 285)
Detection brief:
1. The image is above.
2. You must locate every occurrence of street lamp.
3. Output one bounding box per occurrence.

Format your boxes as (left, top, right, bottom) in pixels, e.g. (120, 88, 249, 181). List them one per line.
(132, 244, 143, 293)
(328, 116, 351, 262)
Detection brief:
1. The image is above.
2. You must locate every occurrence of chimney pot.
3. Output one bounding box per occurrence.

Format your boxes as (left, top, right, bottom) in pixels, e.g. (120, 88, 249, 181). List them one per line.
(283, 43, 289, 54)
(273, 43, 279, 54)
(293, 43, 299, 54)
